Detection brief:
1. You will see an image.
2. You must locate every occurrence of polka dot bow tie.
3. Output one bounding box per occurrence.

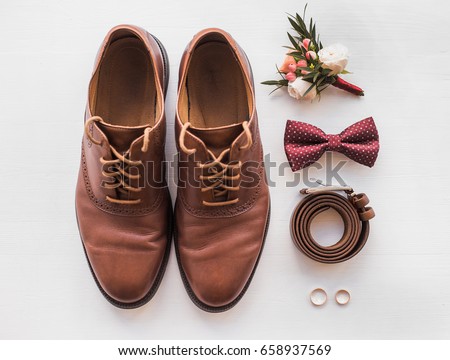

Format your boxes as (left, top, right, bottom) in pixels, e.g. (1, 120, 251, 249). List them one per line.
(284, 117, 379, 171)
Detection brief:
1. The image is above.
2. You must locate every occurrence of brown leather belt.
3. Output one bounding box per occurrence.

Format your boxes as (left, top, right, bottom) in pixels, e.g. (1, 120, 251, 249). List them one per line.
(290, 187, 375, 264)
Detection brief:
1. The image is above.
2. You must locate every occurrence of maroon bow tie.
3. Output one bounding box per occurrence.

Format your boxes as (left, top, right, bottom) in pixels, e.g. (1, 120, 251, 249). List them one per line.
(284, 117, 379, 171)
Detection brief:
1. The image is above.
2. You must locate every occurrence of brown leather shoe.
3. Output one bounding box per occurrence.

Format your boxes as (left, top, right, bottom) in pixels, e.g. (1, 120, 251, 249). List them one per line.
(175, 28, 270, 312)
(75, 25, 171, 308)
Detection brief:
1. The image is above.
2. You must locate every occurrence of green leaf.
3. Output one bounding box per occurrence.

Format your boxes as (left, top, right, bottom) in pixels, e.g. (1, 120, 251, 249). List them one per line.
(269, 85, 284, 95)
(289, 51, 305, 58)
(321, 68, 333, 76)
(261, 80, 282, 86)
(316, 76, 326, 87)
(313, 72, 320, 82)
(340, 69, 352, 74)
(275, 64, 284, 77)
(288, 17, 304, 36)
(317, 83, 331, 93)
(261, 79, 289, 87)
(302, 82, 317, 97)
(287, 32, 301, 51)
(295, 13, 308, 34)
(287, 4, 323, 53)
(317, 35, 322, 50)
(302, 73, 316, 81)
(282, 45, 295, 49)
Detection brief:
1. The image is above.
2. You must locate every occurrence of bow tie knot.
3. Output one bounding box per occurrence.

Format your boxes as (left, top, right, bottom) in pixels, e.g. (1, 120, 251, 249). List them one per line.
(284, 117, 379, 171)
(326, 134, 342, 151)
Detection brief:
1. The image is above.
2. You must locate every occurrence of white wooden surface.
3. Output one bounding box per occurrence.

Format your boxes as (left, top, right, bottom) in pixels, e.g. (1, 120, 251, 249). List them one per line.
(1, 0, 449, 339)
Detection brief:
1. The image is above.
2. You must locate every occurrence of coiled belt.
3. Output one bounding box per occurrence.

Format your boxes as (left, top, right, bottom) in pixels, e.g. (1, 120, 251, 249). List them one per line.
(290, 186, 375, 264)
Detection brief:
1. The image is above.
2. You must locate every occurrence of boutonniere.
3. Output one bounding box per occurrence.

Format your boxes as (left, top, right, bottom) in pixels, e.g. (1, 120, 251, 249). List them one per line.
(262, 5, 364, 101)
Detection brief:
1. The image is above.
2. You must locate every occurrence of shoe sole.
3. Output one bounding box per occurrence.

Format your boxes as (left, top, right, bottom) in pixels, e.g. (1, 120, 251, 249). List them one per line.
(76, 32, 172, 309)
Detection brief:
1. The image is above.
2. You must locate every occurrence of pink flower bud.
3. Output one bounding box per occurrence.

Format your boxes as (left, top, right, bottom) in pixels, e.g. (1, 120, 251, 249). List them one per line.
(297, 60, 307, 68)
(288, 63, 297, 72)
(306, 51, 317, 60)
(285, 72, 297, 82)
(301, 69, 309, 75)
(302, 39, 311, 49)
(279, 55, 296, 73)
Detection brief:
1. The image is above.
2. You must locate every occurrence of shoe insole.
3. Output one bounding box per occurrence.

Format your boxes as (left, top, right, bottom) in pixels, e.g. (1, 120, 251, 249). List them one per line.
(95, 37, 156, 127)
(186, 42, 249, 128)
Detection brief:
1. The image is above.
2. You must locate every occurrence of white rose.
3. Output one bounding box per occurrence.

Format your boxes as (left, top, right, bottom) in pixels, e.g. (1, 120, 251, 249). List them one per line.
(318, 44, 348, 75)
(287, 78, 317, 101)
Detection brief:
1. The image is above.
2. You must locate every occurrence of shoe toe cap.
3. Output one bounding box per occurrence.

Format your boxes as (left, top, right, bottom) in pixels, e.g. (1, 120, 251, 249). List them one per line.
(179, 238, 262, 309)
(190, 269, 247, 309)
(86, 232, 165, 306)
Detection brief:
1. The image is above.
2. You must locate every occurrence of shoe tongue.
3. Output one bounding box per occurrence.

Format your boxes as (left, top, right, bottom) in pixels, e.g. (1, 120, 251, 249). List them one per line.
(189, 123, 243, 156)
(98, 122, 147, 153)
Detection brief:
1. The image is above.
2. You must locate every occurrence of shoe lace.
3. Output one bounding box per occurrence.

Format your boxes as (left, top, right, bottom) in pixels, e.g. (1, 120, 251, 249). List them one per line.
(179, 121, 252, 207)
(84, 116, 151, 205)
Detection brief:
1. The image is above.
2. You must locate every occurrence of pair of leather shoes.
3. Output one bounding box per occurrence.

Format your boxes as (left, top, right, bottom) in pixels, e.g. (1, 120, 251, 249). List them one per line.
(75, 25, 270, 312)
